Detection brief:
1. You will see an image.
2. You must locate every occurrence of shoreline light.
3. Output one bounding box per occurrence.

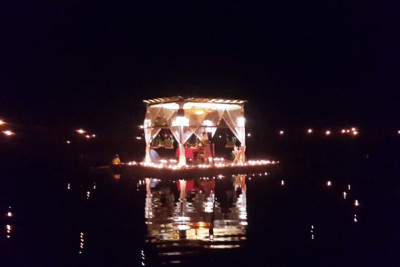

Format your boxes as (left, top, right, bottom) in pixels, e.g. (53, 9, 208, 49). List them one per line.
(2, 130, 14, 136)
(76, 129, 86, 134)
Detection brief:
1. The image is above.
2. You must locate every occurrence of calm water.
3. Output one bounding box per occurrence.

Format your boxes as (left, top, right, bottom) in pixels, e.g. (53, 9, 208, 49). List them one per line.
(2, 140, 400, 266)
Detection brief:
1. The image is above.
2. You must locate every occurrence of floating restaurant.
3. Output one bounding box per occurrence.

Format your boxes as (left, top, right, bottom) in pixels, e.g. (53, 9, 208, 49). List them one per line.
(114, 96, 276, 178)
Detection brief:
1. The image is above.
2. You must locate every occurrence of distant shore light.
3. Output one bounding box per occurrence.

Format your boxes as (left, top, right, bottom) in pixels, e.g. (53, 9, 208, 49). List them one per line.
(76, 129, 86, 134)
(279, 130, 284, 135)
(2, 130, 14, 136)
(325, 130, 331, 136)
(307, 129, 313, 134)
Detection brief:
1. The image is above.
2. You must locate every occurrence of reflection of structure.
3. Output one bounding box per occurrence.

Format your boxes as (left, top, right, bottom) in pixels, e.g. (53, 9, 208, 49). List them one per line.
(143, 175, 247, 265)
(143, 96, 247, 165)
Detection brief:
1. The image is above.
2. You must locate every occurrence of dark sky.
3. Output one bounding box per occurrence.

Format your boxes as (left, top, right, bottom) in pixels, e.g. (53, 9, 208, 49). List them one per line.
(1, 1, 399, 134)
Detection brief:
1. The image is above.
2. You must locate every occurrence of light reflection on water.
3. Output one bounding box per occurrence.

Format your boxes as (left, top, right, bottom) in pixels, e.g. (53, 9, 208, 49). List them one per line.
(143, 175, 248, 265)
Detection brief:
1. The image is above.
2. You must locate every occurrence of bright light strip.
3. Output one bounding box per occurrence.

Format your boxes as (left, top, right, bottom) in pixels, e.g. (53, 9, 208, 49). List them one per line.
(172, 116, 189, 127)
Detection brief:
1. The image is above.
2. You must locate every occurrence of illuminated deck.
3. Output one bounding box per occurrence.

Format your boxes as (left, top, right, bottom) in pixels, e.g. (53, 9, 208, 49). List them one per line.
(111, 160, 278, 180)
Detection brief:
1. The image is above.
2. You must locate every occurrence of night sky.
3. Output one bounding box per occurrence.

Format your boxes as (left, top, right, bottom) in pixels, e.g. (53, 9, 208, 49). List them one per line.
(1, 1, 399, 134)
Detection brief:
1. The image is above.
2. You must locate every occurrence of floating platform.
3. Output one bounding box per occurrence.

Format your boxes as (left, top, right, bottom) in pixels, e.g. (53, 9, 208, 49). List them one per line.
(110, 160, 278, 180)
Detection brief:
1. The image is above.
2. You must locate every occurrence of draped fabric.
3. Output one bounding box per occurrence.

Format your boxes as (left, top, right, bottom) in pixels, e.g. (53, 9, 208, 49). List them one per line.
(221, 108, 246, 146)
(143, 102, 246, 165)
(144, 106, 177, 162)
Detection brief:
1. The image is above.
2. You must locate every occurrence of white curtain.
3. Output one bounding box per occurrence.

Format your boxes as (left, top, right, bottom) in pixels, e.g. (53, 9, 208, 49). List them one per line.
(144, 106, 177, 162)
(221, 108, 246, 146)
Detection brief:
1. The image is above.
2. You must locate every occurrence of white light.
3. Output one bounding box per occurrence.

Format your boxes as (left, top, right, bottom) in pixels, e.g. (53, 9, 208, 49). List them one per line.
(279, 130, 284, 135)
(76, 129, 86, 134)
(307, 129, 313, 134)
(7, 212, 12, 217)
(353, 131, 358, 136)
(172, 116, 189, 127)
(92, 134, 96, 137)
(325, 130, 331, 136)
(341, 129, 346, 134)
(247, 133, 251, 137)
(66, 140, 71, 144)
(398, 130, 400, 135)
(281, 180, 285, 186)
(351, 127, 356, 131)
(67, 183, 71, 190)
(343, 192, 347, 199)
(2, 130, 14, 136)
(177, 224, 190, 230)
(348, 184, 351, 190)
(0, 120, 5, 125)
(327, 180, 332, 187)
(354, 200, 359, 207)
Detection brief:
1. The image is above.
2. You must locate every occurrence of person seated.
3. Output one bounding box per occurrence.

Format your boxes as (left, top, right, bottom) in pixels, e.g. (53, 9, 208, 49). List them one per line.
(112, 154, 121, 165)
(200, 132, 211, 163)
(149, 149, 161, 163)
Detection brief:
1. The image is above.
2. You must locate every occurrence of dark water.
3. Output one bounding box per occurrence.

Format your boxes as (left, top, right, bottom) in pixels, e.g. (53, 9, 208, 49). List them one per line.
(2, 138, 400, 266)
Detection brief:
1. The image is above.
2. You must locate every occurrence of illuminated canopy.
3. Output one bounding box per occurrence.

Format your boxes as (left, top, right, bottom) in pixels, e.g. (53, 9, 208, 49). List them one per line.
(143, 96, 247, 165)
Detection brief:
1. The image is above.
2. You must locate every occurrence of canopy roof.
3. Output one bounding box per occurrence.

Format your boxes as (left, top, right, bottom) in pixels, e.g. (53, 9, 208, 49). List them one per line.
(143, 96, 247, 105)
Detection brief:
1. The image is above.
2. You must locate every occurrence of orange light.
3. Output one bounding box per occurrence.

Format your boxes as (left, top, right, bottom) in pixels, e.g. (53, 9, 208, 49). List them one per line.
(2, 130, 14, 136)
(0, 120, 5, 125)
